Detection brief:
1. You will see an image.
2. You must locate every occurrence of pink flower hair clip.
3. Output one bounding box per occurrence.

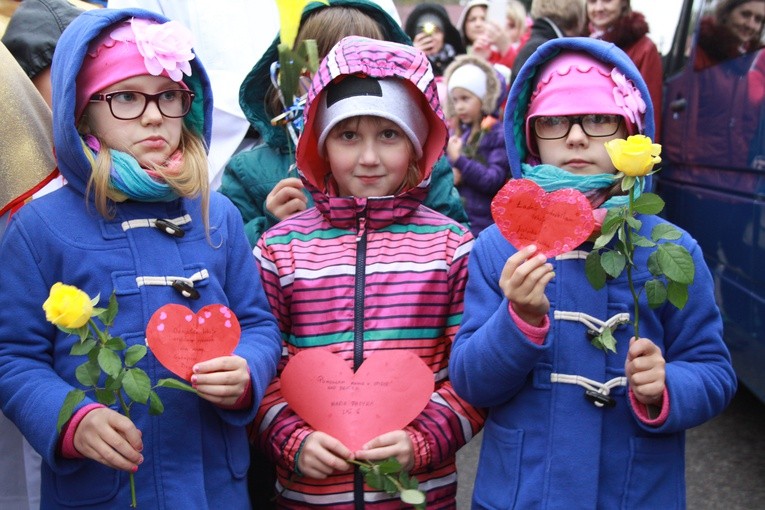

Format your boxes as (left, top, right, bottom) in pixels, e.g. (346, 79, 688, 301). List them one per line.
(610, 69, 646, 133)
(110, 18, 195, 82)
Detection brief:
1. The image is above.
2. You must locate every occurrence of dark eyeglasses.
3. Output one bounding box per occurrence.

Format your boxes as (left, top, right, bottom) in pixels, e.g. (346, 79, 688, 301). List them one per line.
(533, 114, 622, 140)
(89, 90, 195, 120)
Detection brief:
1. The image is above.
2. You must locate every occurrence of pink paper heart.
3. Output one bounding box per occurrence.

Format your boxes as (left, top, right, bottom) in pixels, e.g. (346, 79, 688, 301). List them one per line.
(146, 304, 240, 381)
(280, 350, 434, 451)
(491, 179, 595, 257)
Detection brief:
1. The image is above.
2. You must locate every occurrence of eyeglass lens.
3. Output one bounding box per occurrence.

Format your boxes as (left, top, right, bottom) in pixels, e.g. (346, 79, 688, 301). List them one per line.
(98, 90, 194, 120)
(534, 114, 622, 139)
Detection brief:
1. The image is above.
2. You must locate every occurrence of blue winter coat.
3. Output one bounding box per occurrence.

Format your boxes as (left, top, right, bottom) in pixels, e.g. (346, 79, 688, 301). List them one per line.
(449, 38, 737, 509)
(0, 8, 282, 509)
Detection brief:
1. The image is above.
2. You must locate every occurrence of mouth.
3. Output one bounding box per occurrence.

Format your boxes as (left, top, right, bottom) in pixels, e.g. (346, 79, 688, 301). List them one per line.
(564, 159, 592, 168)
(139, 136, 167, 148)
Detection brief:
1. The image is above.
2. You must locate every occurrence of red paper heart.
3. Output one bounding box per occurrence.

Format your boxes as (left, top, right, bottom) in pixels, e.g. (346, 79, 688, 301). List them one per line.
(491, 179, 595, 257)
(145, 304, 240, 381)
(280, 350, 435, 451)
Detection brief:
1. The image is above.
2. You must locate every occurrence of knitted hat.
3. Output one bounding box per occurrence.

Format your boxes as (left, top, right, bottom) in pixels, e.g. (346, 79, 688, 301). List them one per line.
(315, 75, 428, 158)
(447, 63, 487, 102)
(75, 17, 195, 120)
(525, 51, 646, 156)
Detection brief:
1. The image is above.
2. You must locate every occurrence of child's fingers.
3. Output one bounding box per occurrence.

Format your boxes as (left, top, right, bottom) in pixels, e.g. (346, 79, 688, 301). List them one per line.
(299, 432, 353, 478)
(75, 408, 143, 472)
(193, 355, 247, 375)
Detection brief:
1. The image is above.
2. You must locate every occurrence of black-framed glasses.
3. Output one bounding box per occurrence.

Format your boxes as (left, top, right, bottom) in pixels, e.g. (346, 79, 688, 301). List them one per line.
(89, 90, 195, 120)
(533, 114, 622, 140)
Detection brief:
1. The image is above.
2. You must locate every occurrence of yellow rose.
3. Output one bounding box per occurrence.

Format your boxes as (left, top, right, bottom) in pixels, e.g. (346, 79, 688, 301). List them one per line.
(604, 135, 662, 177)
(43, 283, 93, 329)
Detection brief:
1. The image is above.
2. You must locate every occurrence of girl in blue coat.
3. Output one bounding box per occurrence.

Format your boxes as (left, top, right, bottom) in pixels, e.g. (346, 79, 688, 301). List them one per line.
(0, 9, 282, 509)
(449, 37, 737, 509)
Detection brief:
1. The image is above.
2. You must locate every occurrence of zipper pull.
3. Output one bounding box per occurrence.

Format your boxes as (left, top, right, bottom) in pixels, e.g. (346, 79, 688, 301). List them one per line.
(356, 215, 367, 242)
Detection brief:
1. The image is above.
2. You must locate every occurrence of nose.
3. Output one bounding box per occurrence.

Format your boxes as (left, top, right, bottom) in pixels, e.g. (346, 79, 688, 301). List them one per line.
(565, 122, 589, 146)
(140, 98, 164, 125)
(359, 140, 380, 165)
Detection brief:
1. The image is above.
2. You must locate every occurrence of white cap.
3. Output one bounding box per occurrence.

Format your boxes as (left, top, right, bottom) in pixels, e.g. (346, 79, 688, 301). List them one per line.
(447, 63, 487, 101)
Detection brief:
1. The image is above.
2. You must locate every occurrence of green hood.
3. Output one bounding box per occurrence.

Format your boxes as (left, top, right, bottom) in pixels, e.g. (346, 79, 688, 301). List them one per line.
(238, 0, 410, 152)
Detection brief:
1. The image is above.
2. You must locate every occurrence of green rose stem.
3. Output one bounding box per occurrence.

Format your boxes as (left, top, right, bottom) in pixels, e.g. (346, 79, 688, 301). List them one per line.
(624, 180, 641, 340)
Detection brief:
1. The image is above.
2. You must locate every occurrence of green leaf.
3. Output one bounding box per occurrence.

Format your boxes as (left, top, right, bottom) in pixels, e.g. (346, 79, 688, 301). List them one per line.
(89, 293, 101, 308)
(91, 307, 108, 317)
(125, 345, 147, 367)
(625, 215, 642, 231)
(104, 336, 127, 351)
(98, 348, 122, 379)
(593, 328, 617, 353)
(585, 251, 607, 290)
(156, 378, 197, 393)
(57, 389, 85, 433)
(592, 229, 617, 250)
(105, 374, 123, 392)
(70, 337, 97, 356)
(667, 281, 690, 309)
(364, 468, 386, 491)
(123, 368, 151, 404)
(101, 292, 119, 327)
(377, 458, 401, 475)
(600, 251, 626, 279)
(630, 233, 656, 248)
(75, 359, 100, 386)
(148, 390, 165, 415)
(95, 388, 116, 406)
(632, 193, 665, 215)
(651, 223, 682, 241)
(600, 208, 625, 236)
(647, 251, 661, 276)
(656, 244, 695, 285)
(620, 175, 636, 191)
(644, 279, 667, 308)
(400, 489, 426, 505)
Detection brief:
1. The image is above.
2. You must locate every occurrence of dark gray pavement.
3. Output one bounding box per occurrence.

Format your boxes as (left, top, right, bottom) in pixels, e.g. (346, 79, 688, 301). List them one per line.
(455, 386, 765, 508)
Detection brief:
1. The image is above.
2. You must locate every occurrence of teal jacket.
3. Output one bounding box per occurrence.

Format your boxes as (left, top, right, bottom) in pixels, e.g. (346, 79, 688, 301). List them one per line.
(219, 0, 468, 246)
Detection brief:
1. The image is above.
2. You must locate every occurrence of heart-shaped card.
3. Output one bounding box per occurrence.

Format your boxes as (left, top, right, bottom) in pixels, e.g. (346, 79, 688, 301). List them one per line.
(280, 349, 434, 451)
(145, 304, 240, 381)
(491, 179, 595, 257)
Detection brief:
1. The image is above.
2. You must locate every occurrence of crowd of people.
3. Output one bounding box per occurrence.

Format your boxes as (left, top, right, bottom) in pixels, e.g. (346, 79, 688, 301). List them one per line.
(0, 0, 744, 509)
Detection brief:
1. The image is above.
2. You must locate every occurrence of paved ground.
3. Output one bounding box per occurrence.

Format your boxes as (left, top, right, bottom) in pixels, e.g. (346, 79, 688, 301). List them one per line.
(455, 385, 765, 508)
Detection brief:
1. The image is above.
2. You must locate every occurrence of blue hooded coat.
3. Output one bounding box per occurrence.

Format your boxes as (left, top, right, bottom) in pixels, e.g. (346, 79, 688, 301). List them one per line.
(449, 38, 737, 509)
(0, 8, 282, 509)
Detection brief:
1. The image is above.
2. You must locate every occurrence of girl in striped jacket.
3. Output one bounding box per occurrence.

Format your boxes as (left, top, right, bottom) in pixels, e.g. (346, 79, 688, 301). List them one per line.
(253, 36, 485, 508)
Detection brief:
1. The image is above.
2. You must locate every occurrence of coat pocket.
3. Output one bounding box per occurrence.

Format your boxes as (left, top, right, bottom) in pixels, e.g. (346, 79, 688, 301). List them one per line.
(472, 421, 524, 509)
(53, 461, 119, 505)
(621, 435, 685, 509)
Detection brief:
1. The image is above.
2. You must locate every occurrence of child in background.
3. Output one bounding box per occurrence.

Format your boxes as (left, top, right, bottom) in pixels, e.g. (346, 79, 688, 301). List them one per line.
(449, 37, 736, 509)
(444, 54, 511, 237)
(0, 9, 282, 508)
(254, 36, 485, 508)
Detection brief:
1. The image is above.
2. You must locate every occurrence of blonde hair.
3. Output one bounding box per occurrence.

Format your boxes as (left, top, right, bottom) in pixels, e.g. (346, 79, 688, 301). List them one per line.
(530, 0, 586, 34)
(85, 125, 211, 234)
(328, 116, 421, 193)
(506, 0, 529, 38)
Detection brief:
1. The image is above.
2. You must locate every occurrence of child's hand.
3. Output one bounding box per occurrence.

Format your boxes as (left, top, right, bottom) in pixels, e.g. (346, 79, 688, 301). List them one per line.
(191, 355, 250, 407)
(447, 135, 463, 161)
(412, 32, 436, 55)
(266, 177, 307, 221)
(73, 407, 143, 472)
(298, 431, 354, 479)
(354, 430, 415, 471)
(625, 337, 666, 405)
(453, 167, 462, 187)
(499, 245, 554, 326)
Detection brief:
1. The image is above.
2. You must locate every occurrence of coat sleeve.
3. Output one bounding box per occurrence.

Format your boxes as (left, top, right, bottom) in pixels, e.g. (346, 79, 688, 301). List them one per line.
(406, 233, 486, 471)
(452, 125, 510, 195)
(449, 229, 550, 408)
(423, 156, 470, 227)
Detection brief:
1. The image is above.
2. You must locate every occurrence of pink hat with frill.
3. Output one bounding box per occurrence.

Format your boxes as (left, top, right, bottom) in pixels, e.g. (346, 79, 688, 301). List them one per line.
(524, 52, 646, 156)
(75, 17, 195, 120)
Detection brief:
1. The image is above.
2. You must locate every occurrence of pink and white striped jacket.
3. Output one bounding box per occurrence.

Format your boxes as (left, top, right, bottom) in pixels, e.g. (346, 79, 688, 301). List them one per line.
(253, 36, 485, 508)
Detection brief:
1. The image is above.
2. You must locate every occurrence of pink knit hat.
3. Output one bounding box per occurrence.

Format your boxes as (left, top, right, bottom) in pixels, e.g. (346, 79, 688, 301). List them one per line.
(76, 17, 195, 120)
(525, 52, 646, 156)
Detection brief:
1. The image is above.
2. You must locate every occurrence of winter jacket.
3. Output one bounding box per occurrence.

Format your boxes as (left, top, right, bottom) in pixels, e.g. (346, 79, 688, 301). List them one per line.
(0, 9, 282, 509)
(219, 0, 468, 247)
(587, 11, 663, 140)
(449, 37, 736, 509)
(254, 36, 485, 508)
(510, 16, 563, 85)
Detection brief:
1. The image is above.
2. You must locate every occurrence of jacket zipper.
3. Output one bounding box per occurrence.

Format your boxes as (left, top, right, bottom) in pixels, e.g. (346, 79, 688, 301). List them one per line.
(353, 211, 367, 509)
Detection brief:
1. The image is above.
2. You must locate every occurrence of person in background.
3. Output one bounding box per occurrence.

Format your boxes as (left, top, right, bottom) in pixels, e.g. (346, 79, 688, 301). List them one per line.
(457, 0, 526, 70)
(220, 0, 468, 248)
(0, 9, 282, 508)
(695, 0, 765, 70)
(404, 2, 465, 77)
(444, 53, 510, 237)
(254, 34, 485, 508)
(510, 0, 586, 83)
(585, 0, 663, 139)
(449, 36, 736, 509)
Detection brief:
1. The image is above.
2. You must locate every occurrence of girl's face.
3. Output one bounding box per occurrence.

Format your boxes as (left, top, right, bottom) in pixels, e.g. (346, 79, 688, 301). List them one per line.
(505, 17, 524, 44)
(535, 116, 628, 175)
(587, 0, 626, 31)
(84, 75, 185, 168)
(325, 116, 415, 198)
(464, 6, 487, 44)
(450, 87, 483, 125)
(726, 1, 765, 45)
